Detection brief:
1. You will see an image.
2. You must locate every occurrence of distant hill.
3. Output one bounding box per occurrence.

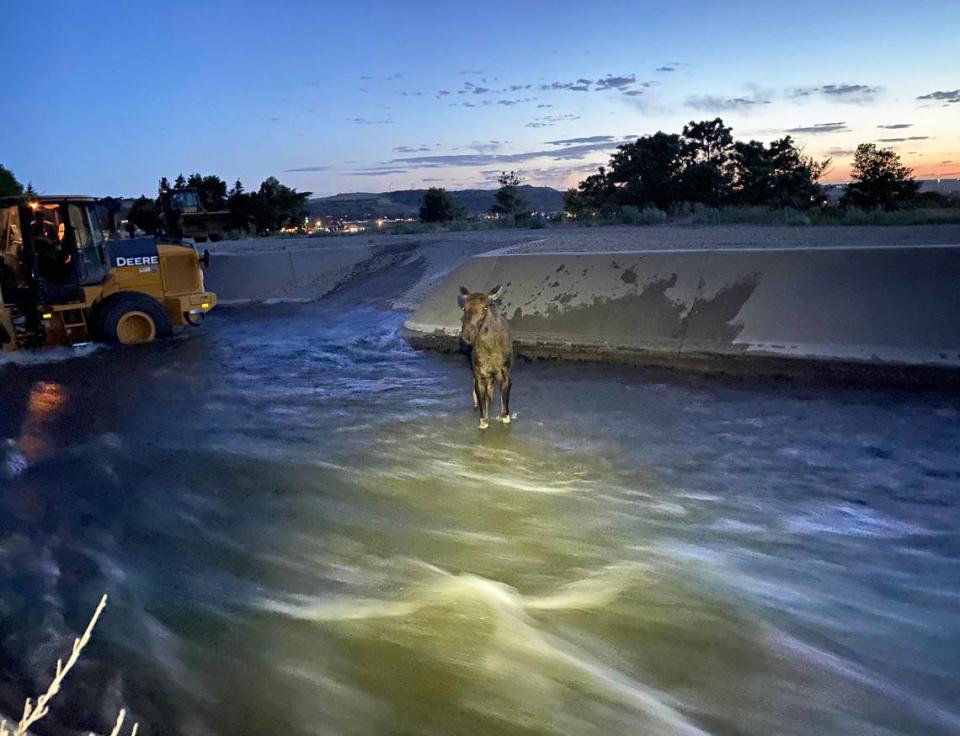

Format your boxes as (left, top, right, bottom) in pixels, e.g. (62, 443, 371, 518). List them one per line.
(305, 185, 565, 220)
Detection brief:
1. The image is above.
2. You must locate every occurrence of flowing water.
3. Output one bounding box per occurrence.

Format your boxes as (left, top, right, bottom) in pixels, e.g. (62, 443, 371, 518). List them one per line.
(0, 303, 958, 736)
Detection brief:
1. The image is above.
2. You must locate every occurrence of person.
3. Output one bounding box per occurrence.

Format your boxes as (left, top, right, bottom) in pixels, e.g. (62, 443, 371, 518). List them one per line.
(31, 209, 71, 283)
(125, 221, 136, 239)
(31, 208, 57, 241)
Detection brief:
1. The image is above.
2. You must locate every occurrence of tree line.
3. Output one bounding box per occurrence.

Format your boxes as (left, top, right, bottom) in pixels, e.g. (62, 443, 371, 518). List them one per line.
(127, 173, 311, 235)
(419, 171, 531, 222)
(563, 118, 929, 215)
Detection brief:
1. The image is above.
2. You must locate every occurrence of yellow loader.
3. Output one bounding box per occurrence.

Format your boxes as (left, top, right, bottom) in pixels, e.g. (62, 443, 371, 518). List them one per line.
(0, 195, 216, 350)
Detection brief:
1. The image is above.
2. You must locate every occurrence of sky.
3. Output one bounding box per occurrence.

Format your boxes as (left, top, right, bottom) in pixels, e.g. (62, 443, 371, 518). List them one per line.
(4, 0, 959, 197)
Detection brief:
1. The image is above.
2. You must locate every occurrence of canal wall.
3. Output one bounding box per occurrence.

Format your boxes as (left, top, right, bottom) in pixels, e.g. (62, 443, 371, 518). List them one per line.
(402, 245, 960, 383)
(203, 242, 381, 304)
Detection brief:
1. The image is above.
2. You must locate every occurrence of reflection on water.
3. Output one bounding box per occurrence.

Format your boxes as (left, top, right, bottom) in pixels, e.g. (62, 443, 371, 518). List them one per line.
(0, 303, 958, 736)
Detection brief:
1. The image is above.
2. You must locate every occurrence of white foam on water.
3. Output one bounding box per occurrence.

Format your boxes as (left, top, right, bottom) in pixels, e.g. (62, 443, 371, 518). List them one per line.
(0, 342, 103, 366)
(427, 459, 588, 495)
(785, 502, 929, 539)
(261, 564, 709, 736)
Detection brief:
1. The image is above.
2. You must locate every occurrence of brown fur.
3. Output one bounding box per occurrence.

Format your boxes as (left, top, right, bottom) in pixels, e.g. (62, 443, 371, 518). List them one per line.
(458, 285, 514, 429)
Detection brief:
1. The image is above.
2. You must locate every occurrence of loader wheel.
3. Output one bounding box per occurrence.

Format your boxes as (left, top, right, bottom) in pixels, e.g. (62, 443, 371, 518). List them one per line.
(99, 293, 173, 345)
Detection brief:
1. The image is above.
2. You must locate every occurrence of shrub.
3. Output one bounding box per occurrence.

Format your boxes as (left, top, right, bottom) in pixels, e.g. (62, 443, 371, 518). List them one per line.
(528, 215, 547, 229)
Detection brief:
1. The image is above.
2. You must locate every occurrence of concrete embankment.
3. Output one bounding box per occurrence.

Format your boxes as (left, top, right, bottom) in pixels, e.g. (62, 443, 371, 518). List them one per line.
(403, 245, 960, 384)
(202, 229, 960, 383)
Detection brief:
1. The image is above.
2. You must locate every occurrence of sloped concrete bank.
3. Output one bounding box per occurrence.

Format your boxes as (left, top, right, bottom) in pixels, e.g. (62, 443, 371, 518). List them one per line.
(403, 245, 960, 385)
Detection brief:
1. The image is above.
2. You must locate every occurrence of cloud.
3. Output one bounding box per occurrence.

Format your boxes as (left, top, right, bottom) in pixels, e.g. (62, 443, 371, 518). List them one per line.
(537, 103, 554, 108)
(876, 136, 931, 142)
(785, 122, 848, 134)
(472, 87, 491, 94)
(917, 89, 960, 104)
(540, 80, 591, 92)
(687, 95, 770, 111)
(459, 69, 483, 74)
(285, 165, 331, 172)
(622, 89, 646, 97)
(470, 141, 504, 153)
(348, 168, 409, 176)
(437, 90, 450, 96)
(821, 83, 880, 97)
(388, 139, 623, 169)
(877, 123, 912, 129)
(791, 84, 881, 103)
(525, 113, 581, 128)
(546, 135, 616, 146)
(595, 74, 636, 90)
(348, 117, 394, 125)
(656, 65, 676, 72)
(393, 145, 431, 153)
(826, 148, 856, 157)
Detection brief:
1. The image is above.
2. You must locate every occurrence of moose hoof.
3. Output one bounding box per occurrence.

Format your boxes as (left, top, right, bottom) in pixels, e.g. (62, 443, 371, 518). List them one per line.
(501, 415, 511, 424)
(478, 419, 489, 430)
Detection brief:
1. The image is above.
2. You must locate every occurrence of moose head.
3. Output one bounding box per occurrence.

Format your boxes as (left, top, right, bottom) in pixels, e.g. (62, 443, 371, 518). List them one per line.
(458, 284, 504, 346)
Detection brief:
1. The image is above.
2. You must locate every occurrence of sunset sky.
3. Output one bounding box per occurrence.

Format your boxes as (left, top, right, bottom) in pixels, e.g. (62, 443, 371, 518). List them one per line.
(5, 0, 958, 197)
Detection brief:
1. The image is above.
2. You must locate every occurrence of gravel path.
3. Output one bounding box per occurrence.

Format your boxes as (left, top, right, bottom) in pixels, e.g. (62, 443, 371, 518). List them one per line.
(210, 223, 960, 257)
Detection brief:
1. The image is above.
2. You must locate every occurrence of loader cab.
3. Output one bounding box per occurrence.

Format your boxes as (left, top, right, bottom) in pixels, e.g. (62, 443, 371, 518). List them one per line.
(167, 189, 201, 213)
(0, 196, 110, 306)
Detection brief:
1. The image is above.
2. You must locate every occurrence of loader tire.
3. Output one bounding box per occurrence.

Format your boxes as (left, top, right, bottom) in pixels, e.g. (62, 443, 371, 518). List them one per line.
(98, 293, 173, 345)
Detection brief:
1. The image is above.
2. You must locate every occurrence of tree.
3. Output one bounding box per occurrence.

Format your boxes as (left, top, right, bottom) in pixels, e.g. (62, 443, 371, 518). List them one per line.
(842, 144, 919, 211)
(491, 171, 530, 217)
(419, 187, 466, 222)
(159, 177, 172, 192)
(249, 176, 311, 234)
(173, 174, 187, 191)
(732, 136, 828, 209)
(565, 165, 618, 215)
(227, 179, 253, 231)
(187, 173, 228, 210)
(127, 195, 159, 234)
(0, 164, 23, 197)
(605, 132, 685, 210)
(678, 118, 735, 205)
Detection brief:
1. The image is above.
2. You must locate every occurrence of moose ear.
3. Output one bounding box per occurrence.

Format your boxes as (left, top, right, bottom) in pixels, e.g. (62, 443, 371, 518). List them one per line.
(458, 286, 468, 308)
(488, 284, 503, 302)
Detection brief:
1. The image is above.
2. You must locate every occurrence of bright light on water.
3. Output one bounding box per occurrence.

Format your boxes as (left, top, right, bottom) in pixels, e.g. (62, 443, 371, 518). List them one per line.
(0, 303, 957, 735)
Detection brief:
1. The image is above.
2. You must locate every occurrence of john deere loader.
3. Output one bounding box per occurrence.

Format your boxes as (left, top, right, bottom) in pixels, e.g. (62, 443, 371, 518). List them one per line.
(0, 195, 216, 350)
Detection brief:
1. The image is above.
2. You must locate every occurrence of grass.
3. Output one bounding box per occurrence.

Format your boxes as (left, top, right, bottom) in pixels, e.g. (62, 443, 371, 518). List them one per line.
(0, 595, 138, 736)
(575, 204, 960, 228)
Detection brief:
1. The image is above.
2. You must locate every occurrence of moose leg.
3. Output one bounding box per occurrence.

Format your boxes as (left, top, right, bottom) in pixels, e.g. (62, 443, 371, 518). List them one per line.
(475, 375, 489, 429)
(472, 385, 479, 410)
(500, 375, 512, 423)
(482, 375, 495, 429)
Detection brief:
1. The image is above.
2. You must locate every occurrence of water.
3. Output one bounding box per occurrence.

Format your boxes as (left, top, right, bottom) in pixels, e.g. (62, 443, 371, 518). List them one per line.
(0, 303, 958, 736)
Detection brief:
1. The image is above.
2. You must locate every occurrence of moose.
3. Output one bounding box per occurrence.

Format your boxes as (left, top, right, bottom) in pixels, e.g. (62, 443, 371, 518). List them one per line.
(458, 285, 513, 429)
